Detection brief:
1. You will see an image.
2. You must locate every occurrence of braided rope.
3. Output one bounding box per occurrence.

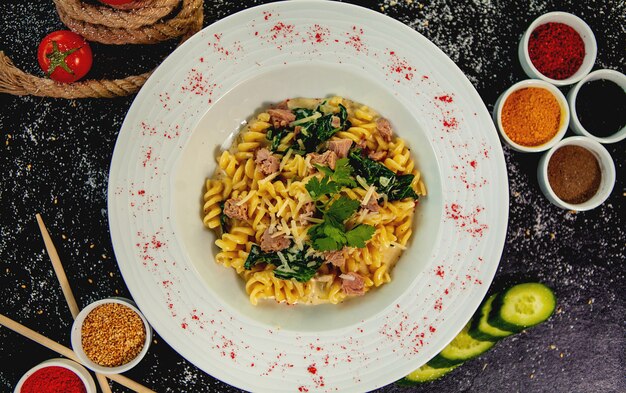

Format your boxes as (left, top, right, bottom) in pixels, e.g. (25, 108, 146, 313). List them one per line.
(54, 0, 179, 29)
(55, 0, 203, 44)
(0, 0, 203, 98)
(0, 52, 150, 98)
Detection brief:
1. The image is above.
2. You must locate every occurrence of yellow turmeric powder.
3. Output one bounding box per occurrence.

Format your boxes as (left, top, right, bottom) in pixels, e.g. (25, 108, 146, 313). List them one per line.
(501, 87, 561, 147)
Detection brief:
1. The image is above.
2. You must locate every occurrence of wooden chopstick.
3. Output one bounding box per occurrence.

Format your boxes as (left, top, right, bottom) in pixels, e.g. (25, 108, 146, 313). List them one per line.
(34, 213, 153, 393)
(35, 213, 112, 393)
(0, 313, 156, 393)
(35, 215, 80, 318)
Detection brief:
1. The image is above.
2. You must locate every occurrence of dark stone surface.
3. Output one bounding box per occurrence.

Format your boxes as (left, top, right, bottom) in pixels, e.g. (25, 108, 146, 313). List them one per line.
(1, 1, 624, 392)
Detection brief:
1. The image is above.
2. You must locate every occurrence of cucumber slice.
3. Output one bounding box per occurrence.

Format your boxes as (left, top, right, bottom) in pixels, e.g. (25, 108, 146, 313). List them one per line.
(488, 283, 556, 332)
(397, 363, 457, 385)
(427, 323, 494, 368)
(469, 294, 515, 341)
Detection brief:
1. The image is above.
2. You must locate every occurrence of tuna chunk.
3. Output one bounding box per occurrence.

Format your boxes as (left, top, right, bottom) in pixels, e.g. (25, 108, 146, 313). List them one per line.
(309, 150, 337, 170)
(328, 139, 353, 159)
(273, 99, 289, 110)
(260, 229, 290, 252)
(376, 117, 393, 142)
(368, 150, 387, 161)
(324, 250, 345, 269)
(255, 148, 280, 176)
(267, 108, 296, 128)
(340, 272, 365, 296)
(223, 198, 248, 221)
(361, 196, 380, 212)
(331, 115, 341, 129)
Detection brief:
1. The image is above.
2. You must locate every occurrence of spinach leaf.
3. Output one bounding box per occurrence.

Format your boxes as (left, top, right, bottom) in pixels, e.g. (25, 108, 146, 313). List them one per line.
(219, 201, 230, 233)
(293, 108, 316, 120)
(388, 174, 418, 200)
(244, 244, 280, 270)
(243, 244, 324, 282)
(266, 127, 289, 153)
(291, 104, 349, 153)
(348, 149, 419, 201)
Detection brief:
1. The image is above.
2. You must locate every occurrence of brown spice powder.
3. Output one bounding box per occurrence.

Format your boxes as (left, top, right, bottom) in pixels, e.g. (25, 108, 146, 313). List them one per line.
(547, 145, 601, 204)
(501, 87, 561, 146)
(81, 303, 146, 367)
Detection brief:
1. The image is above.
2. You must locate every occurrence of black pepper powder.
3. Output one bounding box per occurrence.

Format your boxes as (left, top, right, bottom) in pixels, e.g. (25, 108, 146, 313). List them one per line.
(547, 145, 601, 204)
(575, 79, 626, 138)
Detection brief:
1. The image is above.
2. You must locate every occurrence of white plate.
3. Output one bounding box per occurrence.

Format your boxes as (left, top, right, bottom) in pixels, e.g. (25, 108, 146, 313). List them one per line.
(108, 2, 508, 392)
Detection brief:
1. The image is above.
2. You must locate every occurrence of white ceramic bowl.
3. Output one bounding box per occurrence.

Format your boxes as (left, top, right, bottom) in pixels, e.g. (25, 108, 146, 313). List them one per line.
(13, 358, 96, 393)
(493, 79, 569, 152)
(71, 297, 152, 374)
(519, 11, 597, 86)
(567, 69, 626, 144)
(537, 136, 615, 211)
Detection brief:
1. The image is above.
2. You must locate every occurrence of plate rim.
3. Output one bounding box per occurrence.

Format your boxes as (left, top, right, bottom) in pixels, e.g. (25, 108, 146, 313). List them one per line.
(107, 1, 510, 391)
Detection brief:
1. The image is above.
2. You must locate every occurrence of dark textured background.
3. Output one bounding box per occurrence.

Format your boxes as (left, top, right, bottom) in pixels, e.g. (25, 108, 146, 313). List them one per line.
(1, 1, 624, 392)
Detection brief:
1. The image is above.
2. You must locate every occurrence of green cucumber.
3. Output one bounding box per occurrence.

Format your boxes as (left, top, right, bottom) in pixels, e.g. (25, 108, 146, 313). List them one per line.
(469, 294, 515, 341)
(488, 283, 556, 332)
(426, 323, 494, 368)
(397, 363, 458, 385)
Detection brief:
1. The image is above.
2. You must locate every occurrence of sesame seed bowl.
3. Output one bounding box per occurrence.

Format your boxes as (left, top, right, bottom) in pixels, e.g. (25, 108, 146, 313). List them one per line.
(493, 79, 569, 153)
(70, 298, 152, 375)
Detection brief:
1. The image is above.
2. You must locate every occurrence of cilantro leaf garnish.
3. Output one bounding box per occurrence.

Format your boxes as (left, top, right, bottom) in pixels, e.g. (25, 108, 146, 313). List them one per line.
(324, 195, 359, 222)
(306, 158, 356, 201)
(307, 196, 375, 251)
(305, 175, 341, 201)
(345, 225, 377, 248)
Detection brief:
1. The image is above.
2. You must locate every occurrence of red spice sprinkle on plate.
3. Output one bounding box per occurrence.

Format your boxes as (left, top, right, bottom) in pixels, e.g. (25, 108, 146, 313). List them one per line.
(436, 94, 454, 103)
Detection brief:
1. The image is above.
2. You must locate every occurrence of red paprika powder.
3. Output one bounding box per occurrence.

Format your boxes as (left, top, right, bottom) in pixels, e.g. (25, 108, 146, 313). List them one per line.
(528, 22, 585, 80)
(20, 366, 86, 393)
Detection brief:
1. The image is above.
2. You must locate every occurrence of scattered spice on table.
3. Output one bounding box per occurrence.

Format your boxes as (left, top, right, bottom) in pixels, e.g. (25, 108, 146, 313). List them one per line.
(20, 366, 86, 393)
(547, 145, 601, 204)
(81, 303, 146, 367)
(575, 78, 626, 137)
(528, 22, 585, 80)
(501, 87, 561, 146)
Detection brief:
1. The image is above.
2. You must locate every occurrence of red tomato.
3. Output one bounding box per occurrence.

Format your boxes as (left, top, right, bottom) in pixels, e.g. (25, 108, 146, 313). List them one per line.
(98, 0, 134, 5)
(37, 30, 92, 83)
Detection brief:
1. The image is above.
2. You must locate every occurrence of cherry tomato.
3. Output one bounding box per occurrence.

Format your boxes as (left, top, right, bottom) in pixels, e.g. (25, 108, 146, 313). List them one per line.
(98, 0, 134, 5)
(37, 30, 92, 84)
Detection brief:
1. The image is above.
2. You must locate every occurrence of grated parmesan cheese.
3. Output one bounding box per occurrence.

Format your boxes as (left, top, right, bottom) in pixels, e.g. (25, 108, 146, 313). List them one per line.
(276, 199, 290, 218)
(390, 241, 407, 250)
(355, 175, 369, 189)
(361, 184, 377, 207)
(258, 171, 280, 185)
(279, 149, 293, 171)
(280, 218, 291, 236)
(290, 112, 322, 127)
(236, 190, 256, 206)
